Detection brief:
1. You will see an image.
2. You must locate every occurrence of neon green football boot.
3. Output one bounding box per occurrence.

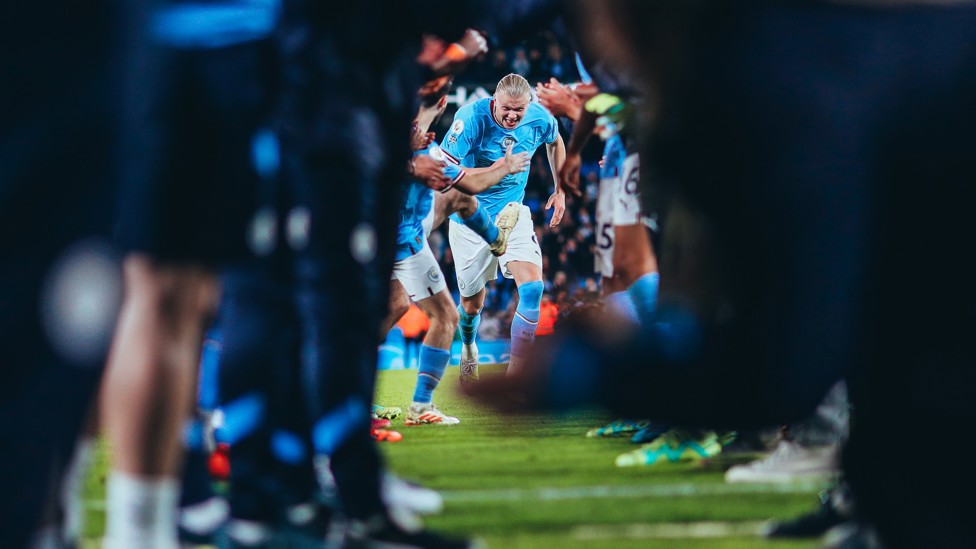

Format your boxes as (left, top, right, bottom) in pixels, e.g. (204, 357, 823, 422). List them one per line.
(372, 404, 403, 421)
(615, 429, 723, 467)
(586, 419, 651, 438)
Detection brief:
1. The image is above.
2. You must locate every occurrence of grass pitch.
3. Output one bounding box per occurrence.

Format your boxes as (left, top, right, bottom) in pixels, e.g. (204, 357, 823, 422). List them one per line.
(82, 365, 827, 548)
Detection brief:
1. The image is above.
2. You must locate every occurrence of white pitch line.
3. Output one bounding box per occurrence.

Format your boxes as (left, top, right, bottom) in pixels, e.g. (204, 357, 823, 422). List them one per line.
(83, 481, 824, 510)
(572, 520, 771, 540)
(438, 481, 824, 503)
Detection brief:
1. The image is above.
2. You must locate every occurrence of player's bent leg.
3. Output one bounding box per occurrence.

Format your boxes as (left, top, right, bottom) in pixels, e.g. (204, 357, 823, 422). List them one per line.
(407, 291, 461, 426)
(429, 188, 468, 233)
(449, 217, 496, 389)
(603, 276, 641, 324)
(489, 201, 521, 257)
(612, 223, 660, 322)
(610, 224, 657, 287)
(457, 289, 486, 389)
(379, 279, 411, 341)
(458, 202, 499, 249)
(100, 255, 218, 548)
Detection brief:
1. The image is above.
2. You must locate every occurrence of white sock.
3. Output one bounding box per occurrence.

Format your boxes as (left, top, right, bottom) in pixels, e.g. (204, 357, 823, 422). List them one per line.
(104, 470, 179, 549)
(225, 519, 274, 546)
(313, 455, 339, 504)
(285, 502, 317, 527)
(61, 437, 95, 544)
(179, 496, 229, 536)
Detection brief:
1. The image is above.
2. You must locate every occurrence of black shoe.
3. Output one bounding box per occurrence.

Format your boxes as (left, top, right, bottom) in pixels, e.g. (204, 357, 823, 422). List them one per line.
(823, 521, 885, 549)
(214, 520, 279, 549)
(344, 512, 479, 549)
(762, 492, 846, 538)
(277, 502, 341, 549)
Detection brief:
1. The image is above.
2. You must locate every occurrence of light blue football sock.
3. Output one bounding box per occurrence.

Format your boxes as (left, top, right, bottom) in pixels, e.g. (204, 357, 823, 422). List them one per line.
(628, 272, 660, 322)
(412, 345, 451, 404)
(457, 305, 481, 345)
(511, 281, 543, 358)
(460, 204, 499, 246)
(605, 290, 640, 324)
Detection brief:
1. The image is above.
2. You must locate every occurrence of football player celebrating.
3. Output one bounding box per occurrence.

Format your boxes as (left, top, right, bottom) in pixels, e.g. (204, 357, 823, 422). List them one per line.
(441, 73, 566, 383)
(384, 79, 530, 425)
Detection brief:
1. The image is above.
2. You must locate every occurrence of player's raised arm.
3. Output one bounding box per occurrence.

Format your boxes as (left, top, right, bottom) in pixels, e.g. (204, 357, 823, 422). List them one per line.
(452, 143, 530, 195)
(557, 106, 596, 198)
(545, 132, 567, 227)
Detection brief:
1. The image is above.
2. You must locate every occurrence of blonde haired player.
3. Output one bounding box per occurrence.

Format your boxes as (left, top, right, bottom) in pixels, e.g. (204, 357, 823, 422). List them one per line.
(441, 74, 566, 384)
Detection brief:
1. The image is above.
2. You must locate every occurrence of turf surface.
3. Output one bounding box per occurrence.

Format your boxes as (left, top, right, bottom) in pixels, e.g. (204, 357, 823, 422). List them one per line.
(81, 365, 828, 548)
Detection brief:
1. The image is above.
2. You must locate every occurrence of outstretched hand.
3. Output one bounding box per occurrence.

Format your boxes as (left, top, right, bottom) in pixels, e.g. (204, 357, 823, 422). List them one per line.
(546, 190, 566, 227)
(536, 77, 582, 121)
(427, 29, 488, 75)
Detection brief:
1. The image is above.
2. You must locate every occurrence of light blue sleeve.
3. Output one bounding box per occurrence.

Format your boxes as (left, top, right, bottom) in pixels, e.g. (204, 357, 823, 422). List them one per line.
(541, 109, 559, 145)
(441, 105, 480, 167)
(442, 161, 464, 184)
(426, 142, 465, 192)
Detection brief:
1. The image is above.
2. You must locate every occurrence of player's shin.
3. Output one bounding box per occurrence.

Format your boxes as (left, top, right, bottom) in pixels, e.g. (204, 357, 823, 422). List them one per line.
(457, 305, 481, 346)
(459, 203, 499, 246)
(412, 345, 451, 404)
(508, 281, 543, 377)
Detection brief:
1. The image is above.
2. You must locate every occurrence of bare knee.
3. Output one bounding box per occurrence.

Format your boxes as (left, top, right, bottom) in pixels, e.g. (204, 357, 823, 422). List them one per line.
(438, 302, 461, 327)
(460, 300, 481, 316)
(456, 195, 479, 218)
(390, 297, 411, 324)
(122, 256, 218, 335)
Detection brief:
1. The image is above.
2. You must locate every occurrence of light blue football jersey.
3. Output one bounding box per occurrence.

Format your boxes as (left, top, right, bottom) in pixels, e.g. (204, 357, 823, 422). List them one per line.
(395, 142, 463, 261)
(441, 97, 559, 218)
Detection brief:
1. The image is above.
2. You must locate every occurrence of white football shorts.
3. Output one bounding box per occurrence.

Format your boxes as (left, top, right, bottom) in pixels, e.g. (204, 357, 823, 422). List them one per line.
(595, 152, 643, 277)
(421, 200, 436, 238)
(448, 204, 541, 298)
(391, 238, 447, 302)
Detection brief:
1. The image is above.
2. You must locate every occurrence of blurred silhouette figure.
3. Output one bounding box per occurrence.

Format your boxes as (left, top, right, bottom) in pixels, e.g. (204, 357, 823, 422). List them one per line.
(476, 2, 976, 547)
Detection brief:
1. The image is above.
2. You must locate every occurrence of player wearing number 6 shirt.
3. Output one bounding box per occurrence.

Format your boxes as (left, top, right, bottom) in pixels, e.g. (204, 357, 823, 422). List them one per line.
(441, 73, 566, 385)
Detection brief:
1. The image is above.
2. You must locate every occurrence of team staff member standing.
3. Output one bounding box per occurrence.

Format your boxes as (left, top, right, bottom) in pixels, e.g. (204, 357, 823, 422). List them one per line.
(441, 73, 566, 383)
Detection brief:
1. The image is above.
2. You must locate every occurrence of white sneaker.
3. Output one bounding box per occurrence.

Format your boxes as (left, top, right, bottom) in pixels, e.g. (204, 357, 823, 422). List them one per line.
(381, 473, 444, 516)
(489, 202, 520, 257)
(725, 439, 839, 483)
(459, 342, 479, 388)
(405, 402, 460, 426)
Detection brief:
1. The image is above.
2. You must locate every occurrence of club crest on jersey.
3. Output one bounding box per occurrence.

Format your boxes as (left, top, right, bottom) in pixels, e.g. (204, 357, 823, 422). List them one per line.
(451, 120, 464, 135)
(502, 136, 516, 149)
(426, 266, 441, 283)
